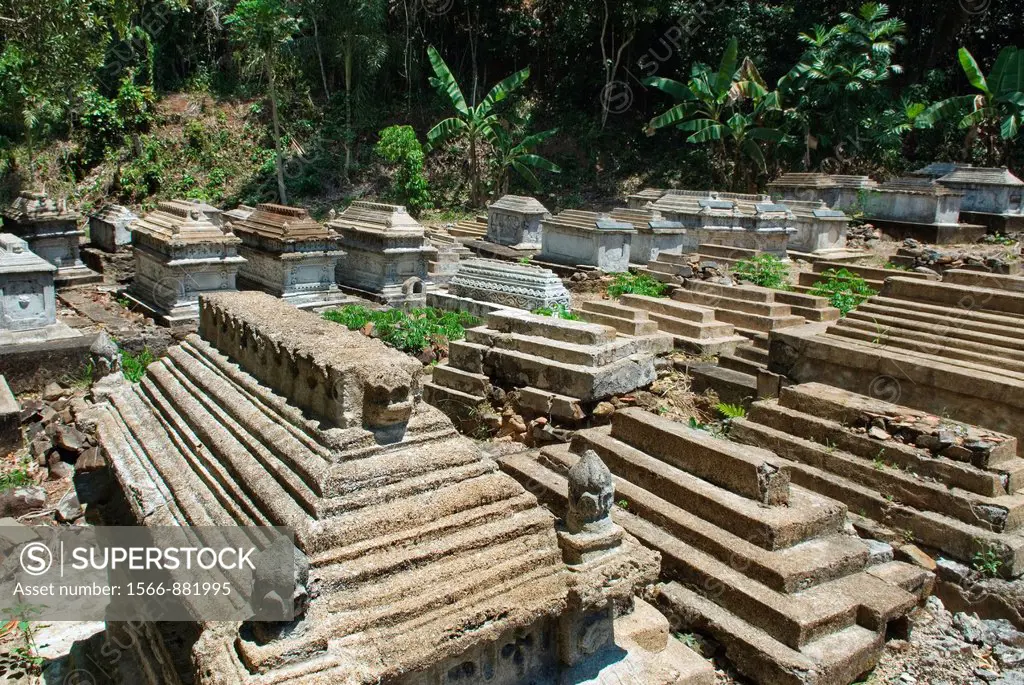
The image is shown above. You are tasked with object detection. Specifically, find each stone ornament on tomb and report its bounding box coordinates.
[1,190,99,286]
[125,199,246,325]
[230,203,348,308]
[88,204,138,252]
[448,258,571,311]
[486,194,551,250]
[0,233,57,332]
[327,200,437,307]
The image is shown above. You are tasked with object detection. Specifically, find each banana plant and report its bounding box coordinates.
[644,37,786,190]
[917,47,1024,165]
[487,125,561,197]
[425,45,530,207]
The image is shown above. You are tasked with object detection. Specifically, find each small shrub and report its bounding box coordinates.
[715,402,747,420]
[518,256,532,265]
[732,254,791,290]
[532,303,579,321]
[323,306,479,355]
[122,348,155,383]
[607,272,667,298]
[375,125,431,215]
[809,268,877,316]
[0,469,32,493]
[973,545,1004,578]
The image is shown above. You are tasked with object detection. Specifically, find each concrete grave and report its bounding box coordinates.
[426,230,472,285]
[768,173,879,211]
[936,166,1024,233]
[442,258,570,313]
[328,201,437,308]
[88,204,138,252]
[651,191,795,257]
[486,195,551,250]
[862,177,986,244]
[0,233,80,346]
[424,309,670,423]
[608,207,694,264]
[539,210,637,272]
[223,204,256,224]
[1,190,100,287]
[731,382,1024,579]
[83,291,712,685]
[498,407,932,685]
[124,199,246,326]
[230,203,349,310]
[782,200,851,255]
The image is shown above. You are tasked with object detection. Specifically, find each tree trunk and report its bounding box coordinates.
[344,38,353,179]
[267,56,288,205]
[469,134,480,207]
[313,14,330,100]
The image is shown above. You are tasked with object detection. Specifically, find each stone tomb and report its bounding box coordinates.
[328,201,437,308]
[230,203,349,310]
[767,173,878,211]
[1,190,100,287]
[88,204,138,252]
[83,292,712,685]
[732,382,1024,578]
[424,309,671,423]
[937,166,1024,233]
[125,200,246,326]
[861,177,986,244]
[539,210,636,273]
[443,258,570,313]
[0,233,80,346]
[768,275,1024,453]
[650,192,795,257]
[782,200,851,255]
[426,230,472,285]
[486,195,550,250]
[608,207,693,264]
[498,407,931,685]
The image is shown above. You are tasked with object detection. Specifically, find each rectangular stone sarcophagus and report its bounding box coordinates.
[125,199,246,325]
[1,190,100,287]
[328,201,437,308]
[539,210,636,272]
[782,200,850,254]
[88,204,138,252]
[0,233,81,346]
[861,177,986,243]
[768,173,878,211]
[609,207,693,263]
[486,195,551,250]
[448,258,570,311]
[936,166,1024,227]
[229,203,348,309]
[651,192,795,257]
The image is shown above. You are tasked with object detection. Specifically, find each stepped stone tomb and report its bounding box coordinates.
[328,201,436,308]
[182,198,225,227]
[539,210,636,272]
[229,203,349,310]
[486,195,550,251]
[861,177,986,244]
[424,309,671,423]
[437,258,570,316]
[782,200,851,256]
[626,188,669,208]
[498,407,932,685]
[650,192,795,257]
[1,190,100,287]
[767,173,878,211]
[448,214,489,241]
[223,203,256,224]
[0,233,81,346]
[82,292,712,685]
[936,166,1024,232]
[731,382,1024,579]
[606,207,692,264]
[768,275,1024,450]
[88,204,138,252]
[124,199,246,326]
[426,230,472,285]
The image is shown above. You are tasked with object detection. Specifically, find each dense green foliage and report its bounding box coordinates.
[532,303,579,321]
[375,125,431,214]
[0,468,32,493]
[732,254,791,290]
[122,348,155,383]
[0,0,1022,209]
[607,272,668,299]
[809,268,878,315]
[323,305,479,355]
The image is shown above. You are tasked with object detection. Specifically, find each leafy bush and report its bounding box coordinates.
[715,402,747,419]
[809,268,878,315]
[0,469,32,493]
[122,348,155,383]
[375,125,431,215]
[532,303,579,320]
[323,306,479,355]
[607,272,667,299]
[732,254,791,290]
